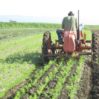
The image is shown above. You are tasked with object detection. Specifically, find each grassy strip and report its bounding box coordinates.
[0,28,55,41]
[0,63,35,98]
[85,25,99,30]
[0,34,42,98]
[66,57,84,99]
[0,22,61,29]
[0,35,42,64]
[82,29,92,40]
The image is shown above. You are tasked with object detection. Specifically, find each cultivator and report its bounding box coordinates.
[41,11,99,63]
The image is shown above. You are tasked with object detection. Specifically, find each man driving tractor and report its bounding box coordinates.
[42,10,95,63]
[56,11,78,53]
[56,11,77,44]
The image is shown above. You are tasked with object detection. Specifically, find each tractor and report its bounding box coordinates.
[41,11,99,63]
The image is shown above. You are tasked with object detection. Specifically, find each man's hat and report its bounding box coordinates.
[68,11,74,16]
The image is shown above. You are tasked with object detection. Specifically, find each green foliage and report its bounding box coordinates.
[0,22,61,29]
[85,25,99,30]
[0,30,48,98]
[82,29,92,40]
[48,58,77,99]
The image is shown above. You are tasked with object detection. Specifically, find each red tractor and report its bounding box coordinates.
[41,11,99,63]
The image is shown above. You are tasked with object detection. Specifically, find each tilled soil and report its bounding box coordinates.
[89,30,99,99]
[89,63,99,99]
[76,61,92,99]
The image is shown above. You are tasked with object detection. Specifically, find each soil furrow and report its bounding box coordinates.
[76,60,92,99]
[89,31,99,99]
[89,63,99,99]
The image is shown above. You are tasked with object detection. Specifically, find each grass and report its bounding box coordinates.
[85,25,99,30]
[0,28,56,41]
[82,28,92,40]
[0,35,40,97]
[0,63,35,97]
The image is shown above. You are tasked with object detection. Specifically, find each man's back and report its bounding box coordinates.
[62,16,77,31]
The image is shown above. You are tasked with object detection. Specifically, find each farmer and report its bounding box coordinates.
[62,11,77,31]
[56,11,77,43]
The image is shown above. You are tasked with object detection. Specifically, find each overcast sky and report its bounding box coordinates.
[0,0,99,24]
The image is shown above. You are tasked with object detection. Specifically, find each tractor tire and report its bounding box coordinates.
[42,31,52,63]
[92,32,99,64]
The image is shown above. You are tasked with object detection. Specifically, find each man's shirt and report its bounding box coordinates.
[62,16,77,32]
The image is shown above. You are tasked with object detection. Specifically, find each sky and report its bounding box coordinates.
[0,0,99,24]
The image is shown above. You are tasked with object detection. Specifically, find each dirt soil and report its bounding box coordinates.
[77,30,99,99]
[76,61,92,99]
[89,63,99,99]
[89,30,99,99]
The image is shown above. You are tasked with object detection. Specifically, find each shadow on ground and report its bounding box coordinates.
[5,52,43,66]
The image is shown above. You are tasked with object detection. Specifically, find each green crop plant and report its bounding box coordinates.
[14,60,59,98]
[31,62,61,98]
[27,60,61,98]
[39,58,76,99]
[66,57,84,99]
[14,61,53,98]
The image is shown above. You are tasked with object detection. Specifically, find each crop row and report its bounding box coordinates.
[13,61,55,99]
[40,58,77,99]
[66,57,84,99]
[13,58,76,99]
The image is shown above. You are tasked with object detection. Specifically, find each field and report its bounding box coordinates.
[0,23,99,99]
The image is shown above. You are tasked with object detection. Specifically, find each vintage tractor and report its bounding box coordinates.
[41,11,99,63]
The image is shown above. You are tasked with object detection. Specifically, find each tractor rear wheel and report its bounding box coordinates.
[42,31,52,63]
[92,32,99,64]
